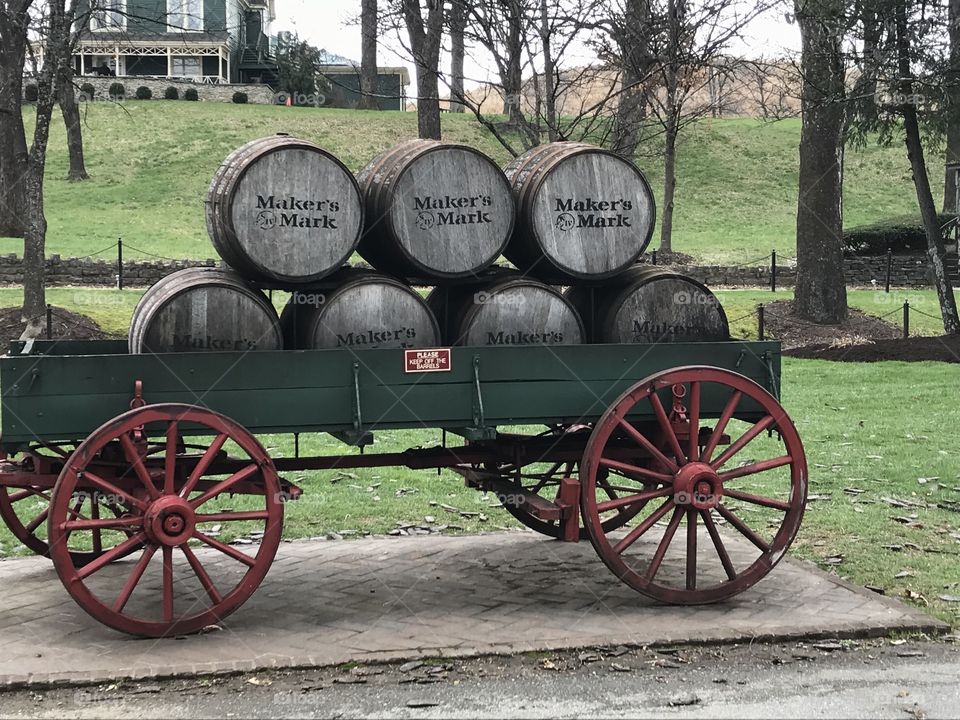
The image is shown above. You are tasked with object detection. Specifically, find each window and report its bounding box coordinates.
[90,0,125,32]
[171,56,202,78]
[168,0,204,32]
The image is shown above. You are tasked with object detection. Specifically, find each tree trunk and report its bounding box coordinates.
[0,6,30,239]
[403,0,444,140]
[501,16,524,124]
[539,0,556,140]
[359,0,379,110]
[896,1,960,335]
[660,112,677,254]
[59,68,88,181]
[792,0,848,324]
[449,0,465,113]
[612,0,650,158]
[944,0,960,212]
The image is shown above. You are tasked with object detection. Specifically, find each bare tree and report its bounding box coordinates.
[359,0,379,110]
[0,1,31,239]
[943,0,960,212]
[793,0,849,324]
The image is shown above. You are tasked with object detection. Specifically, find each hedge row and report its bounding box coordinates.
[843,213,955,255]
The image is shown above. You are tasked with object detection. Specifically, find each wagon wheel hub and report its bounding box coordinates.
[143,495,195,547]
[673,462,722,510]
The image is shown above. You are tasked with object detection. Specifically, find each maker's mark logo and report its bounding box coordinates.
[255,194,341,230]
[412,194,493,228]
[554,198,634,230]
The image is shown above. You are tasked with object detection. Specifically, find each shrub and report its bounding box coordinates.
[24,84,38,102]
[164,86,179,100]
[843,213,955,255]
[108,82,125,99]
[232,91,248,104]
[79,82,96,101]
[184,87,199,101]
[135,85,152,100]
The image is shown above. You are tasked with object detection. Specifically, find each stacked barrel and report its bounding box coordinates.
[129,134,730,354]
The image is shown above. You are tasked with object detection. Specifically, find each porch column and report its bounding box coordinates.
[218,47,223,82]
[114,44,120,76]
[167,47,172,77]
[79,48,85,75]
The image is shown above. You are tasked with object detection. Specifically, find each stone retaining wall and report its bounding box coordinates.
[71,77,276,104]
[0,254,953,289]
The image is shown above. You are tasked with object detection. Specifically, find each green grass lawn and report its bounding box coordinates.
[2,103,932,265]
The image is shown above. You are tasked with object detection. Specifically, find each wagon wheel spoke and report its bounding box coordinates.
[164,422,179,496]
[112,546,157,613]
[722,488,791,512]
[119,433,160,500]
[7,488,36,503]
[75,532,148,581]
[193,530,258,568]
[617,419,679,474]
[24,505,50,535]
[700,509,737,581]
[62,515,142,532]
[181,545,223,605]
[91,498,103,556]
[162,546,175,623]
[195,510,271,522]
[715,504,770,553]
[685,509,698,590]
[612,498,675,555]
[179,432,229,500]
[189,463,260,509]
[648,390,685,465]
[688,382,701,462]
[644,506,684,581]
[596,486,672,514]
[710,415,776,470]
[701,390,741,463]
[599,457,672,484]
[76,470,147,512]
[718,455,793,482]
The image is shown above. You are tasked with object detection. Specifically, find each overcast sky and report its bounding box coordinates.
[272,1,803,86]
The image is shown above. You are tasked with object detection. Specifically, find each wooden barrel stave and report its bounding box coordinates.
[279,270,440,350]
[565,267,729,344]
[129,267,283,354]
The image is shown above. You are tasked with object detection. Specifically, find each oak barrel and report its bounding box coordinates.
[129,267,283,354]
[427,273,584,346]
[356,140,515,279]
[279,270,440,350]
[504,142,656,282]
[565,267,729,344]
[206,135,364,285]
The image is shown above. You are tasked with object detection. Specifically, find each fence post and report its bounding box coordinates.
[652,249,657,266]
[885,247,892,293]
[117,238,123,291]
[45,304,52,340]
[758,304,765,340]
[903,300,910,339]
[770,249,777,293]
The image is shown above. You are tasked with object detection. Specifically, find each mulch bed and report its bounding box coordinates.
[0,306,118,349]
[764,300,960,363]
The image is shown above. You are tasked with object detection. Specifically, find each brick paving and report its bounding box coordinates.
[0,532,945,686]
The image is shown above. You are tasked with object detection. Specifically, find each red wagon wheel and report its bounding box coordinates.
[47,404,284,637]
[580,366,807,604]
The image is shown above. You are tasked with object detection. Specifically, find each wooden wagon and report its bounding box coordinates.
[0,339,806,637]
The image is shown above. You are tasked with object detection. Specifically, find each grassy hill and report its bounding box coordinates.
[4,101,935,264]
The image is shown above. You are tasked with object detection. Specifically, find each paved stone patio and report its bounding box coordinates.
[0,532,946,686]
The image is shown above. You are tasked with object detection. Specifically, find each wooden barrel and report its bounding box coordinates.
[129,267,283,354]
[565,267,729,344]
[279,270,440,350]
[206,135,364,285]
[427,273,584,346]
[504,142,656,282]
[356,140,515,280]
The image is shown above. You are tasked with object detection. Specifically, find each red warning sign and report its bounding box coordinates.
[404,348,452,374]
